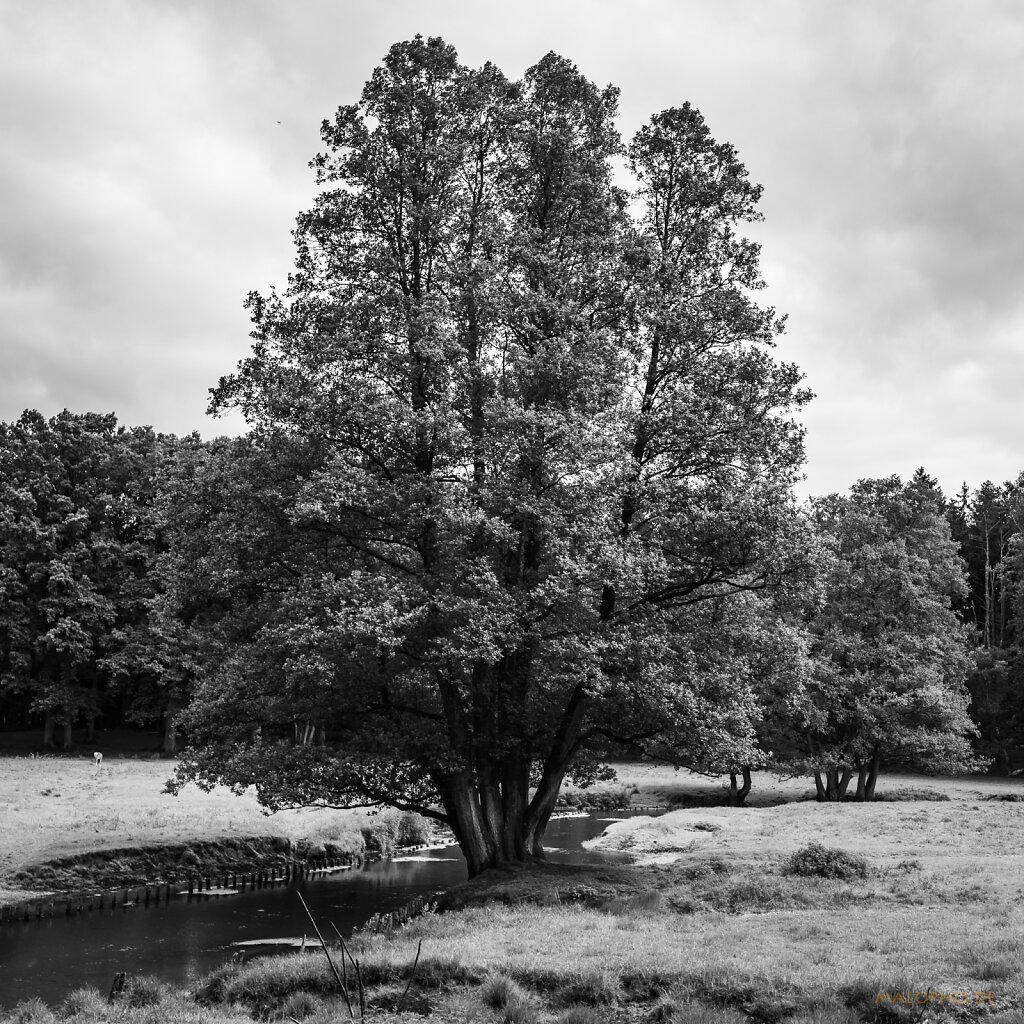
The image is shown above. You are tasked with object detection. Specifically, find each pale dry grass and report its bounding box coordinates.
[602,761,1024,807]
[362,900,1024,1001]
[586,795,1024,895]
[0,756,379,904]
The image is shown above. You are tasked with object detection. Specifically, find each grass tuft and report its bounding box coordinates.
[410,955,481,988]
[502,996,541,1024]
[278,989,322,1019]
[481,974,528,1010]
[122,974,167,1008]
[0,998,57,1024]
[553,970,620,1007]
[56,987,106,1019]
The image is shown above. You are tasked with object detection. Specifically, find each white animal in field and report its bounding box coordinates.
[93,751,103,769]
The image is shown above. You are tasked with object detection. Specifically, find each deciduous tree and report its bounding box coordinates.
[172,37,811,874]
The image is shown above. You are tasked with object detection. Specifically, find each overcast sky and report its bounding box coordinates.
[1,1,1021,497]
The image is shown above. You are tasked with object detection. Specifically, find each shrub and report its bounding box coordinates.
[556,785,633,811]
[179,847,201,868]
[784,843,869,880]
[557,884,606,905]
[361,809,406,854]
[397,812,432,847]
[873,788,950,802]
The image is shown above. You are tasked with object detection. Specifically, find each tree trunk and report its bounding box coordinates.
[523,683,588,858]
[43,710,56,748]
[436,771,499,877]
[86,681,98,741]
[162,700,180,756]
[62,714,73,751]
[863,746,881,800]
[813,771,826,801]
[855,762,867,800]
[817,768,849,802]
[729,767,752,806]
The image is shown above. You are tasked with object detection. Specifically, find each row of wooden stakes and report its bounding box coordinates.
[0,857,353,925]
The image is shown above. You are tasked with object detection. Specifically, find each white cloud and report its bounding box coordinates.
[0,0,1021,496]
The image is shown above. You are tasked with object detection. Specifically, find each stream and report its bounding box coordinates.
[0,811,643,1008]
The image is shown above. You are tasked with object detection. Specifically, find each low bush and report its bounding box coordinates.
[784,843,869,881]
[360,809,433,854]
[556,785,634,811]
[873,788,950,802]
[398,812,433,847]
[678,857,731,881]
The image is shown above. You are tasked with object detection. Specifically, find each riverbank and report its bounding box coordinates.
[3,766,1024,1021]
[0,756,429,907]
[6,792,1024,1023]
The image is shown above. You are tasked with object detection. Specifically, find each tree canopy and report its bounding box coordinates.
[773,473,980,800]
[168,36,813,874]
[0,410,160,747]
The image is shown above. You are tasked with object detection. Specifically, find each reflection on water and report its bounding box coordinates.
[0,811,652,1007]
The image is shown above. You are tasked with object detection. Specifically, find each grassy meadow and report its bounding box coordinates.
[0,755,426,906]
[2,759,1023,1023]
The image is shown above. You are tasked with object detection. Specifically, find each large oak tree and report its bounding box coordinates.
[172,37,811,875]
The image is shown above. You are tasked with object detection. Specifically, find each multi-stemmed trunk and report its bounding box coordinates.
[432,681,588,877]
[813,765,854,801]
[814,748,881,802]
[728,766,753,806]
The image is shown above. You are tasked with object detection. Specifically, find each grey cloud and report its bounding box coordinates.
[0,0,1021,499]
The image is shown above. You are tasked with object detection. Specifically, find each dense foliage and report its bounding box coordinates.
[160,36,816,873]
[1,40,1022,855]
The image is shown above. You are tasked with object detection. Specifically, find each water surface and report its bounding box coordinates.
[0,811,640,1007]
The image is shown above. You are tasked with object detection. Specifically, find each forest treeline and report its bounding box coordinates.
[1,408,1021,782]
